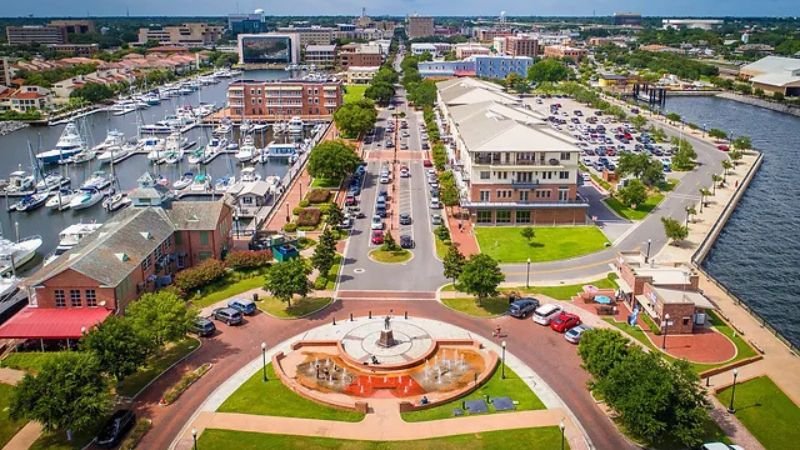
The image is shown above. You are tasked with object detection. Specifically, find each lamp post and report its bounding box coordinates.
[661,313,670,350]
[727,368,739,414]
[261,342,268,382]
[192,428,197,450]
[501,341,507,379]
[525,257,531,288]
[645,239,652,263]
[559,420,565,450]
[285,202,290,223]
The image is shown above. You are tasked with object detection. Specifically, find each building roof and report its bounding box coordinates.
[437,78,519,106]
[236,180,272,197]
[166,201,227,231]
[750,72,800,88]
[0,307,111,339]
[741,56,800,85]
[305,44,337,52]
[651,287,716,310]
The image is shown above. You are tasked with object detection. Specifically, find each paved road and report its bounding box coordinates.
[137,301,634,450]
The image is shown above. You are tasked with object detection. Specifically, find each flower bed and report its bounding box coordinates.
[159,363,213,406]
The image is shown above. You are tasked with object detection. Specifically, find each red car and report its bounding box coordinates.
[371,230,384,245]
[345,195,357,206]
[423,159,433,168]
[717,145,730,152]
[550,312,582,333]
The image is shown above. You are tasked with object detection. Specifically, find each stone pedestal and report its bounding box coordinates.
[377,329,396,348]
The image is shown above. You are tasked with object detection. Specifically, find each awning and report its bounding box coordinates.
[0,307,112,340]
[615,275,634,294]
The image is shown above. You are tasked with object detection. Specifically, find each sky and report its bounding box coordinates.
[3,0,798,18]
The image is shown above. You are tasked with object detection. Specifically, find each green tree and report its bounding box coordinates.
[70,82,115,103]
[364,81,394,105]
[617,179,648,208]
[727,150,742,167]
[11,353,112,439]
[661,217,689,244]
[126,291,194,348]
[711,174,723,194]
[382,230,399,251]
[685,206,697,224]
[333,98,377,138]
[699,188,712,206]
[630,114,647,130]
[81,316,151,381]
[708,128,727,140]
[577,328,631,379]
[617,153,664,186]
[505,72,530,93]
[325,202,345,226]
[407,80,436,108]
[311,229,336,278]
[672,140,697,171]
[458,254,505,305]
[442,244,465,285]
[650,127,667,143]
[520,226,535,243]
[527,58,570,83]
[665,112,681,124]
[264,258,310,306]
[732,136,751,151]
[307,140,362,183]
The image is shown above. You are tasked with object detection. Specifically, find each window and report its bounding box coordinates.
[536,189,552,199]
[142,254,152,271]
[516,210,531,223]
[560,152,571,160]
[199,251,213,261]
[479,190,490,202]
[559,188,570,201]
[155,244,163,261]
[199,231,210,245]
[519,191,529,202]
[496,210,511,223]
[70,289,81,307]
[55,289,66,308]
[559,171,569,180]
[174,232,182,246]
[86,290,97,307]
[542,171,553,180]
[477,210,492,223]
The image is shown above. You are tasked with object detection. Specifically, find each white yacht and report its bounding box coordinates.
[173,172,194,190]
[103,193,131,212]
[189,174,212,192]
[45,189,78,211]
[240,167,261,183]
[69,187,104,210]
[188,137,225,165]
[143,137,167,162]
[82,171,113,190]
[12,193,49,212]
[214,175,236,193]
[213,119,232,136]
[92,130,126,153]
[0,235,43,276]
[36,122,86,164]
[43,223,103,265]
[288,116,305,135]
[97,143,135,164]
[234,135,256,163]
[0,275,20,303]
[34,173,67,192]
[160,132,186,164]
[68,149,96,164]
[5,170,35,193]
[266,141,299,159]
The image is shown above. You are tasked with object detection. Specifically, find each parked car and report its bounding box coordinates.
[400,234,414,249]
[213,307,243,325]
[339,217,353,229]
[550,312,582,333]
[228,298,256,315]
[423,159,433,167]
[371,230,385,245]
[701,444,744,450]
[564,324,592,344]
[508,298,540,318]
[399,212,412,225]
[430,198,441,209]
[371,215,384,230]
[96,409,136,448]
[717,145,730,152]
[190,317,216,337]
[400,167,410,177]
[379,175,390,184]
[376,205,387,218]
[532,304,563,325]
[345,195,357,206]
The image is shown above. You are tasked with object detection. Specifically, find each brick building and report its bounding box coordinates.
[6,25,67,45]
[304,44,337,67]
[138,23,224,48]
[337,43,383,68]
[407,16,434,39]
[49,20,96,35]
[227,78,342,119]
[454,43,490,59]
[504,36,541,58]
[543,45,588,63]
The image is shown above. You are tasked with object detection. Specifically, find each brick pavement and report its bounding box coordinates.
[444,206,479,257]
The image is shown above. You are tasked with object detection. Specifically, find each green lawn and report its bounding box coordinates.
[117,337,200,398]
[434,235,450,259]
[343,84,367,104]
[706,310,758,361]
[190,270,267,309]
[198,427,567,450]
[475,226,609,263]
[0,383,27,448]
[716,376,800,450]
[30,427,98,450]
[605,193,665,221]
[369,249,412,263]
[402,365,545,422]
[0,351,68,373]
[441,297,508,317]
[500,273,618,301]
[325,254,342,290]
[258,296,332,319]
[217,364,364,422]
[310,177,343,188]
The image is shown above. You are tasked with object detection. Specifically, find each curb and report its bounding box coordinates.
[256,297,335,321]
[129,336,203,401]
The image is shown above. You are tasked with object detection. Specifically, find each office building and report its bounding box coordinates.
[137,23,224,48]
[474,28,513,42]
[338,43,383,68]
[544,45,588,63]
[48,43,100,57]
[454,43,490,59]
[662,19,724,30]
[49,19,96,35]
[418,60,476,78]
[473,55,534,79]
[304,44,337,67]
[613,13,642,27]
[410,42,452,57]
[504,36,541,58]
[227,78,342,119]
[0,57,11,87]
[275,26,335,48]
[436,78,588,225]
[238,33,301,66]
[228,10,268,35]
[407,16,434,39]
[6,25,67,45]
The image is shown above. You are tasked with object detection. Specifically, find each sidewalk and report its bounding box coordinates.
[0,368,42,450]
[445,206,479,257]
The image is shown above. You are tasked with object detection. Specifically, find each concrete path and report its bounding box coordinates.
[0,368,25,385]
[1,422,43,450]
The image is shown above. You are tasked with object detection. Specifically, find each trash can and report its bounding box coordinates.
[252,292,259,302]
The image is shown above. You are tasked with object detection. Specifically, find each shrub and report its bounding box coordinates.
[317,202,334,214]
[292,206,304,216]
[283,222,298,232]
[313,275,328,290]
[297,208,322,227]
[225,250,273,270]
[174,258,226,294]
[306,189,331,204]
[298,225,317,231]
[298,199,310,208]
[161,363,212,405]
[436,224,450,241]
[120,418,152,450]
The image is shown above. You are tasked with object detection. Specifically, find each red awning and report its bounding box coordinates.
[0,308,112,340]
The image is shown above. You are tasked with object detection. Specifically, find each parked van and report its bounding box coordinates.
[532,304,563,325]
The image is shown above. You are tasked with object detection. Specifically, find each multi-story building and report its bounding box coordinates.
[662,19,724,30]
[473,55,533,79]
[410,42,452,57]
[436,78,588,225]
[228,10,268,35]
[454,43,490,59]
[275,26,335,48]
[6,25,67,45]
[337,43,383,68]
[407,16,434,39]
[238,33,301,66]
[504,36,541,58]
[137,23,224,48]
[343,66,380,84]
[48,43,100,57]
[0,178,232,343]
[543,45,588,63]
[0,57,10,87]
[49,19,96,35]
[612,13,642,27]
[304,44,337,67]
[418,60,476,78]
[474,28,513,43]
[0,85,52,112]
[227,78,343,119]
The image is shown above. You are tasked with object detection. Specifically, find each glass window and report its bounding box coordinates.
[199,251,213,261]
[70,289,81,307]
[496,210,511,223]
[479,190,490,202]
[516,210,531,223]
[55,289,66,308]
[141,254,152,271]
[86,290,97,307]
[559,171,569,179]
[477,210,492,223]
[199,231,210,245]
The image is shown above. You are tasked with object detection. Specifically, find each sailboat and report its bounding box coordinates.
[160,132,186,164]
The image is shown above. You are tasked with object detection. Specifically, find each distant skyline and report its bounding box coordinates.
[2,1,799,18]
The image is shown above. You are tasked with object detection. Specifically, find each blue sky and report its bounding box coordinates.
[4,1,798,17]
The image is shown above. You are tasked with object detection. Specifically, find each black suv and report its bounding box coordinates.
[191,317,217,337]
[96,409,136,448]
[508,298,540,318]
[400,234,414,249]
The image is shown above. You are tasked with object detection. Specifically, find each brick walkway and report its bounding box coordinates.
[444,206,479,257]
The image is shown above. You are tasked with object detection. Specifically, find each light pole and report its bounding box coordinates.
[645,239,652,264]
[661,313,670,350]
[285,202,290,223]
[526,258,531,288]
[261,342,268,382]
[559,420,565,450]
[501,341,507,379]
[727,368,739,414]
[192,428,197,450]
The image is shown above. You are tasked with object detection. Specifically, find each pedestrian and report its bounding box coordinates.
[493,325,501,338]
[457,222,462,232]
[735,180,739,188]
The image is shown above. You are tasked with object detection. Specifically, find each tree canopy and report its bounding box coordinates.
[126,290,194,347]
[527,58,570,84]
[617,179,648,207]
[617,153,664,186]
[442,245,466,284]
[307,140,362,183]
[458,254,505,303]
[662,217,689,244]
[333,98,377,139]
[264,258,310,305]
[81,315,152,381]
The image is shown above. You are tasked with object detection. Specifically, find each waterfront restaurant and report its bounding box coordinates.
[614,251,717,334]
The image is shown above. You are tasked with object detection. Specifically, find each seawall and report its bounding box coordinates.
[716,92,800,118]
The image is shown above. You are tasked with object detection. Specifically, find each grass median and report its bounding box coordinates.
[441,297,508,317]
[258,296,332,319]
[605,193,664,221]
[475,226,608,263]
[369,248,412,263]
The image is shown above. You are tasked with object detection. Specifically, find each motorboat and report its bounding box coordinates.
[194,103,217,118]
[160,132,186,164]
[35,173,68,191]
[36,122,86,164]
[97,143,135,164]
[239,120,254,134]
[189,138,225,165]
[140,92,161,106]
[214,175,236,192]
[0,275,20,303]
[46,189,78,211]
[266,141,299,159]
[178,86,193,95]
[162,150,183,165]
[103,192,131,212]
[82,171,113,190]
[213,119,233,136]
[139,122,174,134]
[189,174,212,192]
[235,137,256,163]
[0,235,43,275]
[143,137,167,162]
[68,149,96,164]
[12,193,49,212]
[173,172,194,190]
[69,187,104,210]
[92,130,125,153]
[5,170,35,193]
[273,122,288,135]
[239,167,261,183]
[227,141,239,151]
[43,223,103,265]
[252,122,269,132]
[288,116,305,135]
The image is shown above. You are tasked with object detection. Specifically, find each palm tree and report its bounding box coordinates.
[685,206,697,227]
[699,188,712,212]
[711,174,723,194]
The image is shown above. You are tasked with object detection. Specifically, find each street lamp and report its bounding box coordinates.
[559,420,566,450]
[727,368,739,414]
[261,342,268,382]
[661,313,671,350]
[645,239,652,264]
[501,341,507,379]
[285,202,290,223]
[526,258,531,288]
[192,428,198,450]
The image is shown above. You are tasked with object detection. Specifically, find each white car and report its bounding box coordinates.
[370,215,384,230]
[379,175,390,184]
[532,304,562,325]
[564,324,592,344]
[430,198,441,209]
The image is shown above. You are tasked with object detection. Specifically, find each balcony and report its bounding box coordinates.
[510,180,539,188]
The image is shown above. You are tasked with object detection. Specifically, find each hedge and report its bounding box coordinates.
[297,208,322,227]
[174,259,226,295]
[306,189,331,204]
[225,250,273,270]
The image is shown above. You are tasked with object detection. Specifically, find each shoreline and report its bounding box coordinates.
[714,92,800,118]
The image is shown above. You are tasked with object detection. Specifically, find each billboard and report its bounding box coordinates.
[241,36,293,64]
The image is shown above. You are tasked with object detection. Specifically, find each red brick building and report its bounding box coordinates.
[337,43,383,69]
[228,78,343,119]
[505,36,541,58]
[543,45,588,63]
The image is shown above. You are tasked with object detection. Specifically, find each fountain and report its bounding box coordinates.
[377,314,396,347]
